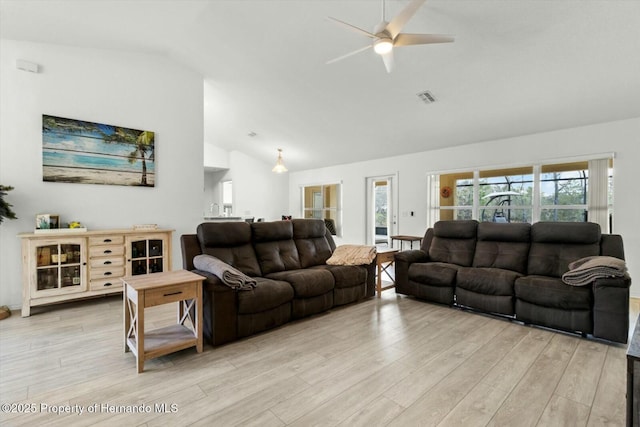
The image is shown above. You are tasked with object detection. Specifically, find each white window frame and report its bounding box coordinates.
[300,182,342,236]
[427,153,614,232]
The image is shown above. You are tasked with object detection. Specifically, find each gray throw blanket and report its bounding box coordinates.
[193,254,257,291]
[562,256,627,286]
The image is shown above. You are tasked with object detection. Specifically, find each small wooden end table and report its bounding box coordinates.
[390,235,423,250]
[376,249,399,297]
[123,270,204,373]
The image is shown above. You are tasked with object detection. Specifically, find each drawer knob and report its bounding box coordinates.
[164,291,183,297]
[104,261,112,265]
[104,283,113,287]
[104,250,112,254]
[104,239,112,243]
[104,272,112,276]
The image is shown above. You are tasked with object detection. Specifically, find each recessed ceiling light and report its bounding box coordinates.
[247,131,257,137]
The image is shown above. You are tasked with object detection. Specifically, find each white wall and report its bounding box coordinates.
[202,148,289,221]
[289,118,640,297]
[0,40,204,309]
[204,142,229,170]
[226,151,289,222]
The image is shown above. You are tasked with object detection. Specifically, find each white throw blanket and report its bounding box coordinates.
[561,255,627,286]
[193,254,257,290]
[326,245,377,266]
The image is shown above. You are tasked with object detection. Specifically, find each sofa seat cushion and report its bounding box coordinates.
[408,262,460,287]
[515,275,592,310]
[457,267,521,296]
[237,278,294,314]
[266,269,334,298]
[311,264,367,289]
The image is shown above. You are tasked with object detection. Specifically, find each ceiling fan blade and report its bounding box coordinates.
[328,17,376,39]
[326,45,372,65]
[394,33,454,46]
[385,0,426,39]
[381,50,395,73]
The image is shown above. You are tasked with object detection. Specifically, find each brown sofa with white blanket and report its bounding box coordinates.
[181,219,376,346]
[395,221,632,343]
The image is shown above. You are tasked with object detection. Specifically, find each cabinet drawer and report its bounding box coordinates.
[90,277,123,291]
[89,245,125,258]
[89,256,124,268]
[89,235,125,246]
[144,282,197,308]
[90,266,125,280]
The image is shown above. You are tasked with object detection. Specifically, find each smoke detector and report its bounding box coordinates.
[417,91,436,104]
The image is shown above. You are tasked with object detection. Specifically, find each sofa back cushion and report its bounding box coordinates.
[252,221,302,274]
[428,220,478,267]
[197,222,262,276]
[527,222,601,277]
[292,219,333,268]
[473,222,531,274]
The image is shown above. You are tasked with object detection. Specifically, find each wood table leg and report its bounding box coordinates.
[124,284,130,353]
[136,291,145,374]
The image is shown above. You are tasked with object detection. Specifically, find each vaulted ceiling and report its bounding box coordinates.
[2,0,639,171]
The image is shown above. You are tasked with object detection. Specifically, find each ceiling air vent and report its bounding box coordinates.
[417,90,436,104]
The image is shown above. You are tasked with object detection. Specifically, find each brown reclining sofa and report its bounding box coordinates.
[395,220,631,343]
[181,219,375,346]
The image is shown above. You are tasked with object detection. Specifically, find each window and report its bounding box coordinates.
[438,171,473,221]
[429,157,613,232]
[301,183,341,235]
[478,167,533,224]
[221,180,233,216]
[540,162,588,222]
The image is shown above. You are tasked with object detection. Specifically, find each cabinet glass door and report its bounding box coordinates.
[35,242,83,292]
[148,239,164,273]
[130,238,165,276]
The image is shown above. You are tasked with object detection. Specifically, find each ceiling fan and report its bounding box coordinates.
[327,0,454,73]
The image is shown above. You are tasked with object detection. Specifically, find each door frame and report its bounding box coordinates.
[365,174,398,246]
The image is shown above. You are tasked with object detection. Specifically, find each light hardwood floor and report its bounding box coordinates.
[0,293,637,426]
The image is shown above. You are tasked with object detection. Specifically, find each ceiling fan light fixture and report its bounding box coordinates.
[373,38,393,55]
[272,148,288,173]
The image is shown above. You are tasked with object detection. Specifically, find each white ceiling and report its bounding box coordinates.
[2,0,639,171]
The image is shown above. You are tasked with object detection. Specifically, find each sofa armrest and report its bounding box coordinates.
[364,260,376,297]
[395,250,429,264]
[194,269,239,346]
[592,274,631,343]
[394,250,429,294]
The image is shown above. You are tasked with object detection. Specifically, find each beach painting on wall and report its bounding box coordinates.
[42,115,155,187]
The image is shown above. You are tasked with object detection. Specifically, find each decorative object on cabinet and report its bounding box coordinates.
[35,213,59,230]
[42,115,155,187]
[133,224,158,230]
[35,214,87,233]
[19,228,173,316]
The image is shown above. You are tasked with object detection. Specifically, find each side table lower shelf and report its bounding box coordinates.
[127,324,199,361]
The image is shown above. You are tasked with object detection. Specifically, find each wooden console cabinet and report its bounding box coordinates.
[19,228,173,316]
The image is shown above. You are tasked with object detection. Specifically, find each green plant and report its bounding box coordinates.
[0,185,17,224]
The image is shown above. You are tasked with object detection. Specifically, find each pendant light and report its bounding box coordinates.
[272,148,288,173]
